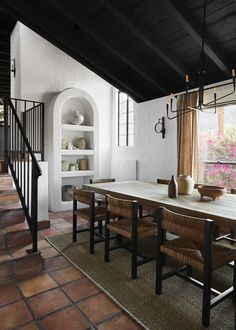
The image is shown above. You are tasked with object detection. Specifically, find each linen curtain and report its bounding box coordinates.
[177,93,199,182]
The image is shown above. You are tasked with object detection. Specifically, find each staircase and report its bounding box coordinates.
[0,170,50,285]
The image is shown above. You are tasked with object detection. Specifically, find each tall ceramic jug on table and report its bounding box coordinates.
[176,175,194,195]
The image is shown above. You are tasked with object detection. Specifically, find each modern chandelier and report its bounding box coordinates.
[166,0,236,120]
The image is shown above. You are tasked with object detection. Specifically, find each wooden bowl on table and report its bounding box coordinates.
[197,185,226,201]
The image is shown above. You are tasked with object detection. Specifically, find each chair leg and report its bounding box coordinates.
[202,266,212,327]
[131,234,137,279]
[156,252,164,294]
[72,206,77,242]
[90,219,95,254]
[105,226,110,262]
[98,221,103,235]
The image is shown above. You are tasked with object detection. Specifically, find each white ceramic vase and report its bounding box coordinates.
[176,175,194,195]
[70,110,84,125]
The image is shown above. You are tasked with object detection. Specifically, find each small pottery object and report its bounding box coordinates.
[168,175,178,198]
[80,159,88,170]
[77,137,86,150]
[70,110,84,125]
[61,139,67,150]
[197,185,226,201]
[61,160,69,171]
[70,164,76,171]
[176,175,194,195]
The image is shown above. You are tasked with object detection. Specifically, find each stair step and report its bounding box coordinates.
[0,204,25,228]
[0,174,13,188]
[0,219,51,249]
[0,250,44,285]
[0,189,19,205]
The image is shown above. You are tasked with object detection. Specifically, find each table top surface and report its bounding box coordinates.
[84,180,236,228]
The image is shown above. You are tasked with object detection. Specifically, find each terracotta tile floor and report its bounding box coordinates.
[0,210,144,329]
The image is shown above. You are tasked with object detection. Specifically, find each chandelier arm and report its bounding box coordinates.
[202,81,236,107]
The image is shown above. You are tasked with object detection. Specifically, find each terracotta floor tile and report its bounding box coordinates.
[52,222,72,233]
[78,292,121,324]
[28,288,71,318]
[0,282,22,306]
[0,300,32,329]
[40,247,60,259]
[45,255,71,272]
[0,249,12,263]
[18,321,39,330]
[50,265,83,285]
[38,239,52,250]
[62,278,100,302]
[97,312,144,330]
[38,228,61,239]
[19,273,57,297]
[50,218,66,224]
[40,306,90,330]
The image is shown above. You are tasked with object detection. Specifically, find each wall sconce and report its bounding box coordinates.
[154,116,166,138]
[11,59,16,77]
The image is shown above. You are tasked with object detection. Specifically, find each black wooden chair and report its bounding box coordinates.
[104,194,157,279]
[73,187,106,253]
[155,206,236,327]
[89,178,115,205]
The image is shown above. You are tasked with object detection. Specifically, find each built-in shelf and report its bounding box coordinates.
[61,124,94,132]
[61,150,94,155]
[48,88,96,211]
[61,170,94,177]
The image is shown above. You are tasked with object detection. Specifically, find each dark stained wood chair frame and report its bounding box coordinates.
[104,194,156,279]
[73,188,106,254]
[155,207,236,327]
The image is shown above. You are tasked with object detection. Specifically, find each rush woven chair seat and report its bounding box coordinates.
[155,207,236,327]
[105,194,157,279]
[73,187,106,254]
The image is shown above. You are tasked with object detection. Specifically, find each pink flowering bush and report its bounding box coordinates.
[199,128,236,190]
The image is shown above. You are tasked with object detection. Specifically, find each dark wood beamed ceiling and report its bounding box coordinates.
[48,0,168,95]
[0,0,235,102]
[98,0,190,81]
[158,0,230,77]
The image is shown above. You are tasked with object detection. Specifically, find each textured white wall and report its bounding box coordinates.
[10,23,113,178]
[111,95,177,182]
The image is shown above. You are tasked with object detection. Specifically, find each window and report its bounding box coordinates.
[198,105,236,190]
[117,91,134,146]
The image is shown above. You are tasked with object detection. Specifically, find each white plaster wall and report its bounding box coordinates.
[10,23,113,178]
[111,94,177,182]
[10,22,22,103]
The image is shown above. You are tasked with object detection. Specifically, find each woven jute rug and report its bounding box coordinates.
[47,232,235,330]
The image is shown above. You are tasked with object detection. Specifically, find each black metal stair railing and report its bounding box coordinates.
[4,97,42,252]
[10,98,44,161]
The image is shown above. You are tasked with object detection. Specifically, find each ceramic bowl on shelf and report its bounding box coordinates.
[197,185,226,201]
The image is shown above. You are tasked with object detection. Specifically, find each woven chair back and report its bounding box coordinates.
[74,187,94,205]
[106,194,138,218]
[161,207,210,243]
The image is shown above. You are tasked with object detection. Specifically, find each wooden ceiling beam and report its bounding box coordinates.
[98,0,190,80]
[159,0,230,77]
[48,0,168,94]
[1,0,147,102]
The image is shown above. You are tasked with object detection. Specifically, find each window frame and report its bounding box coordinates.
[117,91,134,147]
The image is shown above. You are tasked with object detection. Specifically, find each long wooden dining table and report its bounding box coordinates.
[83,180,236,229]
